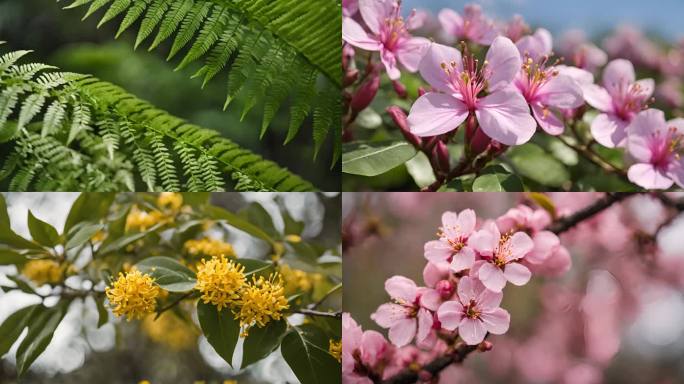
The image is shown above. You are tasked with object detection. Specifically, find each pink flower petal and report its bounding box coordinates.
[457,276,479,302]
[385,275,418,302]
[408,93,469,137]
[451,247,476,272]
[485,36,522,93]
[527,231,560,264]
[420,289,443,311]
[342,17,382,51]
[424,240,454,263]
[476,287,503,310]
[532,103,565,136]
[437,300,464,330]
[441,211,460,230]
[423,261,449,287]
[468,228,497,256]
[504,263,532,286]
[669,118,684,135]
[397,37,430,73]
[361,330,388,367]
[628,163,674,190]
[515,28,553,61]
[418,43,463,93]
[381,49,401,80]
[537,75,584,109]
[371,303,410,328]
[358,0,391,34]
[668,161,684,189]
[478,263,507,292]
[458,318,487,345]
[438,8,464,38]
[602,59,636,95]
[388,318,416,347]
[627,109,666,162]
[457,209,477,234]
[635,78,655,99]
[508,232,534,260]
[582,84,614,113]
[416,308,434,343]
[480,308,511,335]
[590,113,629,148]
[556,65,594,85]
[476,89,537,146]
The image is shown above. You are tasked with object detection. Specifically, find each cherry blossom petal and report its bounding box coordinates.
[635,78,655,99]
[457,276,479,302]
[437,301,464,330]
[381,49,401,80]
[476,89,537,146]
[582,84,614,113]
[527,231,560,264]
[556,65,594,85]
[416,308,434,343]
[458,318,487,345]
[408,93,469,137]
[371,303,410,328]
[342,17,382,51]
[418,43,463,93]
[424,240,454,263]
[420,289,442,311]
[508,232,534,260]
[480,308,511,334]
[532,103,565,136]
[602,59,636,95]
[451,247,476,272]
[441,211,460,230]
[590,113,629,148]
[476,288,503,310]
[388,318,417,347]
[361,330,388,367]
[385,275,418,302]
[669,118,684,135]
[478,263,507,292]
[516,28,553,61]
[457,209,477,234]
[423,261,449,287]
[537,75,584,109]
[468,229,497,256]
[628,163,674,190]
[358,0,392,34]
[486,37,522,93]
[668,161,684,189]
[504,263,532,286]
[397,37,430,73]
[627,109,666,162]
[438,8,464,38]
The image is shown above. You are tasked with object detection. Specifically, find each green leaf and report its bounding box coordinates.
[96,297,109,328]
[405,151,437,189]
[0,305,38,357]
[16,302,69,376]
[472,166,524,192]
[197,301,240,368]
[204,205,274,244]
[528,193,557,219]
[241,203,278,238]
[342,141,417,177]
[0,249,27,265]
[27,210,61,247]
[99,205,131,250]
[236,258,274,278]
[64,193,115,234]
[7,275,37,294]
[0,231,43,251]
[508,143,569,187]
[241,319,287,368]
[97,223,163,255]
[0,193,10,230]
[135,256,197,292]
[65,223,104,250]
[280,206,304,236]
[281,325,341,384]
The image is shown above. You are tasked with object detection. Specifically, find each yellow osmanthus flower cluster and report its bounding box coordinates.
[157,192,183,212]
[195,255,246,311]
[234,274,289,334]
[125,205,166,232]
[90,230,107,243]
[22,259,64,285]
[105,270,160,321]
[142,312,197,350]
[185,238,236,258]
[279,264,313,296]
[329,339,341,362]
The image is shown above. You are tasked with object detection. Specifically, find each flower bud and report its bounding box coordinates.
[344,68,359,87]
[392,80,407,98]
[435,141,450,173]
[478,340,494,352]
[350,71,380,113]
[387,106,422,147]
[470,127,492,156]
[435,280,455,299]
[417,87,427,97]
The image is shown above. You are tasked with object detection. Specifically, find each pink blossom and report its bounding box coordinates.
[495,204,560,265]
[342,0,358,17]
[407,37,537,145]
[502,14,531,43]
[468,221,534,292]
[558,29,608,73]
[342,0,429,80]
[438,4,498,46]
[420,261,456,311]
[513,29,584,135]
[371,276,433,347]
[626,109,684,189]
[342,313,392,384]
[583,59,654,148]
[437,276,510,345]
[423,209,477,272]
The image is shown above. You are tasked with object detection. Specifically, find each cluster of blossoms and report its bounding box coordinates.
[343,0,684,190]
[184,237,236,258]
[279,263,321,296]
[141,311,198,350]
[105,270,161,321]
[21,259,67,286]
[125,193,186,232]
[343,204,571,383]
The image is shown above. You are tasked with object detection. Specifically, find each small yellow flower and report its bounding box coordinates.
[22,259,64,285]
[329,339,341,362]
[157,192,183,212]
[142,312,197,350]
[91,230,107,243]
[105,270,160,321]
[279,264,313,295]
[126,205,165,232]
[234,273,289,335]
[284,234,302,243]
[184,238,236,258]
[195,255,246,311]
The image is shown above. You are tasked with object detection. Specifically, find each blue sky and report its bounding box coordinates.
[403,0,684,41]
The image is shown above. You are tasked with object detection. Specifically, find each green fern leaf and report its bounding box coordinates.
[17,92,47,130]
[42,100,67,137]
[98,0,132,28]
[115,0,150,38]
[148,0,193,51]
[134,0,169,50]
[167,2,212,60]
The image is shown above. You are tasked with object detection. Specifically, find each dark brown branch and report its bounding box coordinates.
[546,193,634,234]
[379,343,478,384]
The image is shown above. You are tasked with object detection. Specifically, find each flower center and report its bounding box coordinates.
[517,55,559,102]
[380,5,407,51]
[613,82,650,121]
[438,224,467,252]
[440,44,490,110]
[464,299,481,319]
[650,126,683,168]
[493,233,513,267]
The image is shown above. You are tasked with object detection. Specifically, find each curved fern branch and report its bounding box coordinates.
[0,44,316,191]
[59,0,342,164]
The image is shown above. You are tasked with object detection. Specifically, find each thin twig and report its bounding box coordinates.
[379,343,478,384]
[155,291,196,319]
[546,193,634,234]
[308,283,342,310]
[293,308,342,318]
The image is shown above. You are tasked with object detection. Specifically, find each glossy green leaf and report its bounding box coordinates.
[508,143,569,187]
[64,193,115,234]
[27,210,61,247]
[204,205,274,244]
[97,223,163,255]
[135,256,197,292]
[241,319,287,368]
[472,166,524,192]
[0,249,27,265]
[241,203,278,238]
[342,141,417,177]
[65,223,104,250]
[96,297,109,328]
[0,305,38,357]
[197,301,240,368]
[236,258,274,278]
[281,324,341,384]
[16,302,69,376]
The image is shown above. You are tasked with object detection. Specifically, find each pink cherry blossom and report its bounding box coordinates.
[420,261,456,311]
[437,276,510,345]
[558,29,608,73]
[343,313,392,384]
[407,37,537,145]
[468,221,534,292]
[342,0,358,17]
[342,0,429,80]
[438,4,498,46]
[424,209,477,272]
[582,59,654,148]
[502,14,531,43]
[513,29,584,135]
[371,276,433,347]
[495,204,561,265]
[626,109,684,189]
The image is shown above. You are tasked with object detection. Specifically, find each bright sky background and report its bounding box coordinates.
[404,0,684,41]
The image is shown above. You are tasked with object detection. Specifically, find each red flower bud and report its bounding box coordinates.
[435,141,450,173]
[418,87,427,97]
[350,71,380,113]
[387,106,422,148]
[392,80,407,99]
[344,69,359,87]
